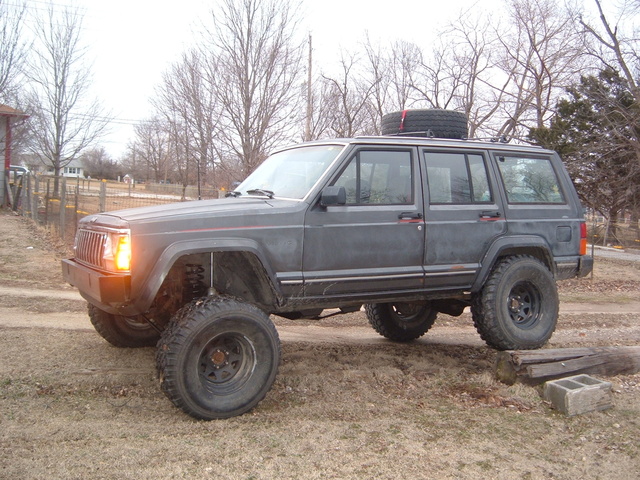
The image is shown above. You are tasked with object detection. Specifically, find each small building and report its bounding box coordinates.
[45,158,85,178]
[1,104,30,207]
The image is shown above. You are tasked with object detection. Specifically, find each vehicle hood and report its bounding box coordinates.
[79,197,306,232]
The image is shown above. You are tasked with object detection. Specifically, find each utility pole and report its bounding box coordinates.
[305,34,312,142]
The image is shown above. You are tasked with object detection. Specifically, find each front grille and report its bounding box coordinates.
[75,229,107,268]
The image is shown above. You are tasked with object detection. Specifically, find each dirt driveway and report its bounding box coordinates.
[1,212,639,479]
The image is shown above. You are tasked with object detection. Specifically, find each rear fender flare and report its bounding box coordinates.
[472,236,554,293]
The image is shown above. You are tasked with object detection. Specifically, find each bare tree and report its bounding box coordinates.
[362,36,392,134]
[132,118,172,184]
[81,146,121,180]
[443,9,507,138]
[154,49,220,197]
[25,3,108,195]
[0,0,28,103]
[411,40,463,110]
[388,41,423,111]
[202,0,303,176]
[580,0,640,100]
[322,52,378,137]
[493,0,585,138]
[301,70,335,141]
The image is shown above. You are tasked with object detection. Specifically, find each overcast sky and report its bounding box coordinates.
[27,0,492,157]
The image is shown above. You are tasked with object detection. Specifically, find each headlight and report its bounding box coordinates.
[103,230,131,272]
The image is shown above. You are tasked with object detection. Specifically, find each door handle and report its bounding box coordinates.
[479,211,501,219]
[398,212,423,220]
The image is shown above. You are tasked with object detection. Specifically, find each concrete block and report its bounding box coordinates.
[543,374,612,416]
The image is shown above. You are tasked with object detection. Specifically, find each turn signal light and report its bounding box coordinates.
[114,235,131,271]
[103,230,132,272]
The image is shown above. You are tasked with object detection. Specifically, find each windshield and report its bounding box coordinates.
[235,144,345,200]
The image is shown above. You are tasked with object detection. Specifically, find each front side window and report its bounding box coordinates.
[497,156,565,204]
[332,150,413,205]
[424,151,492,204]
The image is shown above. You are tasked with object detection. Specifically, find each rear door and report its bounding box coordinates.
[421,148,507,289]
[302,147,425,297]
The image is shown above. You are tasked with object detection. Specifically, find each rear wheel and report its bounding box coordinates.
[472,255,558,350]
[88,304,160,348]
[156,297,280,420]
[365,302,437,342]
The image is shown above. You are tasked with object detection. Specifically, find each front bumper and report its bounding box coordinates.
[61,258,131,307]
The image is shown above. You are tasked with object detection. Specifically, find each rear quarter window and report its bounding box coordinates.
[496,156,566,204]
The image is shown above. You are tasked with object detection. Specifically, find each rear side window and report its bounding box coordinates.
[424,151,492,204]
[497,156,565,204]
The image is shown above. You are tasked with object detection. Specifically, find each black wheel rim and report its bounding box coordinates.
[507,281,542,329]
[391,303,429,328]
[198,333,256,394]
[120,315,153,331]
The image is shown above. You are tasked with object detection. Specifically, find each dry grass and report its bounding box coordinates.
[1,212,639,479]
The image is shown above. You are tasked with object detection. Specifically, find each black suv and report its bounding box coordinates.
[62,110,592,419]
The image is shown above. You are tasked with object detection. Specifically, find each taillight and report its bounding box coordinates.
[579,222,587,256]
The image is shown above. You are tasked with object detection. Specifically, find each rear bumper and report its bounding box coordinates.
[61,258,131,307]
[555,254,594,280]
[577,254,594,278]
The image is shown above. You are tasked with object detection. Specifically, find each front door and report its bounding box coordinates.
[303,147,425,298]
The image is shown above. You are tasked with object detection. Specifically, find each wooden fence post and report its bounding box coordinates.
[99,180,106,213]
[59,177,66,240]
[44,179,50,226]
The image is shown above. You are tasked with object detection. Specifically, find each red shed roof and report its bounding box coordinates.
[0,104,28,117]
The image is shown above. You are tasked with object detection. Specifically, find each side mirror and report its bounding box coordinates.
[320,186,346,207]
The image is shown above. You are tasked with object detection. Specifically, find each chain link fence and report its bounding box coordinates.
[8,173,223,247]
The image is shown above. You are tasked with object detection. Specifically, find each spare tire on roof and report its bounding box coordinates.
[381,109,468,139]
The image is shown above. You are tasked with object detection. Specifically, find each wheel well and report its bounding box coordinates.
[150,251,278,321]
[494,248,553,273]
[472,247,554,294]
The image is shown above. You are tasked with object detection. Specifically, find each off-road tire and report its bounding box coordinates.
[471,255,558,350]
[88,304,160,348]
[365,302,437,342]
[156,297,280,420]
[381,109,468,139]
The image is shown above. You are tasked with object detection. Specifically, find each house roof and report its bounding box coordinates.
[0,104,29,117]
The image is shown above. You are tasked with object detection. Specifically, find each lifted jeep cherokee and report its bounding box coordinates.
[62,112,592,419]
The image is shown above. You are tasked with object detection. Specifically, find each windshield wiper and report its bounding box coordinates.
[225,190,242,197]
[246,189,275,198]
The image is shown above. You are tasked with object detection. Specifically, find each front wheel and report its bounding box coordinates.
[88,304,160,348]
[156,297,280,420]
[365,302,437,342]
[472,255,558,350]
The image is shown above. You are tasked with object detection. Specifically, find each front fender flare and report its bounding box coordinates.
[131,238,282,314]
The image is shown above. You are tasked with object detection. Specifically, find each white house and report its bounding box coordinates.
[46,158,85,178]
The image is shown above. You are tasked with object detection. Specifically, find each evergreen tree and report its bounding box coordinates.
[530,68,640,240]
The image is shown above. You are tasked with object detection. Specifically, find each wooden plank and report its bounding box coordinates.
[496,346,640,385]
